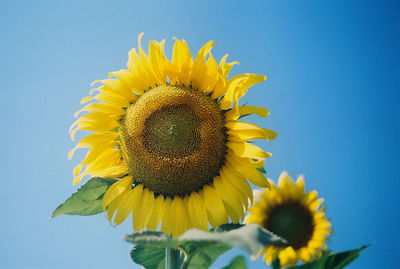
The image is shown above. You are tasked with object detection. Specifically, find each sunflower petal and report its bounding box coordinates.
[227,141,271,159]
[187,192,208,231]
[161,197,173,235]
[200,185,228,228]
[114,185,143,225]
[219,74,266,110]
[132,187,155,231]
[102,176,133,210]
[146,195,166,230]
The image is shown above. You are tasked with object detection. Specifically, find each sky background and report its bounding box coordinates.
[1,0,399,268]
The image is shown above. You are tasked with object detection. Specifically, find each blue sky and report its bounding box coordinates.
[0,0,399,268]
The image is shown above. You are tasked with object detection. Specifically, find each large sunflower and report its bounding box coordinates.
[69,33,276,236]
[245,172,332,266]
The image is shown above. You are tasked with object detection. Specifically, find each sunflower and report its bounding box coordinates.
[69,33,276,236]
[245,172,331,266]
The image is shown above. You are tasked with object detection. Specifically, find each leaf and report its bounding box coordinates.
[181,242,231,269]
[125,224,284,255]
[288,245,369,269]
[221,255,247,269]
[130,245,165,269]
[51,177,117,218]
[125,224,285,269]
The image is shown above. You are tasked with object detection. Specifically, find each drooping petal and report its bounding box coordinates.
[132,187,155,232]
[102,175,133,210]
[161,197,173,235]
[146,195,166,230]
[227,141,271,159]
[238,106,270,118]
[219,74,266,110]
[187,191,208,231]
[200,185,229,228]
[170,196,188,236]
[213,176,244,222]
[114,185,143,225]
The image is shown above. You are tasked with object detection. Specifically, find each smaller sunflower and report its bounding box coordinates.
[245,172,332,266]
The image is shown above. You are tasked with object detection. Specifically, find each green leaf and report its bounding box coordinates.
[130,245,165,269]
[125,224,285,269]
[288,245,369,269]
[181,242,231,269]
[221,255,247,269]
[51,177,117,218]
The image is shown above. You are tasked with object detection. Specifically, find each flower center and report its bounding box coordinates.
[120,85,227,197]
[264,202,314,249]
[142,104,202,158]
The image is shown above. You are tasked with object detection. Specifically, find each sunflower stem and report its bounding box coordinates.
[165,247,181,269]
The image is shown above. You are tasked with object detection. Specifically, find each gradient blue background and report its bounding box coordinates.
[1,0,398,268]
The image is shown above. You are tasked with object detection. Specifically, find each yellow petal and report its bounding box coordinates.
[68,132,119,159]
[74,103,125,118]
[224,101,240,121]
[102,176,133,210]
[219,74,266,110]
[213,176,244,223]
[187,192,208,231]
[220,164,253,209]
[146,195,166,230]
[132,187,155,231]
[80,96,93,104]
[170,38,193,86]
[299,248,312,263]
[238,106,270,118]
[161,197,173,235]
[302,190,318,206]
[170,197,188,236]
[191,41,216,91]
[232,165,269,188]
[264,246,280,265]
[200,185,229,228]
[228,128,277,142]
[149,39,170,85]
[101,165,128,179]
[294,175,305,197]
[227,141,271,159]
[219,54,238,80]
[278,246,298,266]
[107,190,129,224]
[114,185,143,225]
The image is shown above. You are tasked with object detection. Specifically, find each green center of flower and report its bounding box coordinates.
[120,85,227,197]
[264,202,314,249]
[142,104,202,158]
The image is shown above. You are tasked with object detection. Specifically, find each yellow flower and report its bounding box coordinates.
[246,172,332,266]
[69,33,276,236]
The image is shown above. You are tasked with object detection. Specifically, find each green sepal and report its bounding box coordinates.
[256,166,267,174]
[125,223,285,269]
[51,177,117,218]
[272,258,281,269]
[287,245,370,269]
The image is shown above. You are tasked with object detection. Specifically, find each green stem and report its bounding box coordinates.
[165,247,181,269]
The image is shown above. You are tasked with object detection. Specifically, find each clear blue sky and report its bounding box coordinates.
[1,0,398,268]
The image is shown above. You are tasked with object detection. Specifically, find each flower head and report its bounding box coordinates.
[70,33,276,236]
[246,172,332,266]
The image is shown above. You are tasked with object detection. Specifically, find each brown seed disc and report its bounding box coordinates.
[263,201,315,249]
[120,85,227,197]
